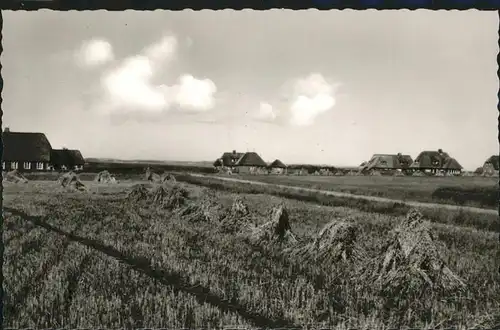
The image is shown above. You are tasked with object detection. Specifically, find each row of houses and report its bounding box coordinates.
[358,149,464,174]
[2,128,497,176]
[2,128,85,172]
[214,149,499,176]
[213,150,342,175]
[360,152,499,176]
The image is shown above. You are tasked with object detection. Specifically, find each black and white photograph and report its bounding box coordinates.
[2,9,499,329]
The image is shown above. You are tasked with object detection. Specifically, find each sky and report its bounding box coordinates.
[2,10,498,169]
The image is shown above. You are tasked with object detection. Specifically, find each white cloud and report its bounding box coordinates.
[143,35,178,63]
[102,56,168,112]
[172,75,217,112]
[255,102,277,121]
[76,38,114,68]
[96,34,217,115]
[288,73,338,127]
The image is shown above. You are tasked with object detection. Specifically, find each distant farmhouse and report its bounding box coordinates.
[268,159,287,174]
[2,127,85,172]
[409,149,463,174]
[214,150,245,169]
[475,155,499,176]
[51,149,86,171]
[359,153,413,174]
[214,150,268,174]
[235,152,268,174]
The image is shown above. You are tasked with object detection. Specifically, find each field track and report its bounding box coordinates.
[189,174,499,215]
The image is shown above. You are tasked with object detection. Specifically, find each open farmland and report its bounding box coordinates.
[3,178,500,329]
[224,173,499,210]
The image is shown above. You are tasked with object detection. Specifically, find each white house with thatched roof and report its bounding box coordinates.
[234,152,268,174]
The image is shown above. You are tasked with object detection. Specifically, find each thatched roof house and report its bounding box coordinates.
[235,152,267,167]
[268,159,287,174]
[410,149,462,173]
[360,153,413,172]
[51,148,85,170]
[214,150,245,167]
[475,155,499,175]
[269,159,287,169]
[2,128,53,171]
[483,155,499,170]
[442,157,463,170]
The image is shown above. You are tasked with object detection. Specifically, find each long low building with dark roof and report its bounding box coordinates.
[2,128,53,171]
[2,127,86,172]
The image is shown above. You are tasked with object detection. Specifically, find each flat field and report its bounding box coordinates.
[227,174,499,210]
[3,179,500,329]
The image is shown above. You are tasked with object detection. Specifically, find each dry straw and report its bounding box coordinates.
[3,169,29,184]
[94,170,117,184]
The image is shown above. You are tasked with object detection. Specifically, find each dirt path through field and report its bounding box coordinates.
[190,174,499,215]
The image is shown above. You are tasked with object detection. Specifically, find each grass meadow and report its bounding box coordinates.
[224,173,499,210]
[3,175,500,329]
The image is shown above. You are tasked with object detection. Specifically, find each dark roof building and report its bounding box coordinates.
[51,149,85,168]
[442,157,463,171]
[3,129,52,162]
[483,155,499,171]
[235,152,267,167]
[410,149,462,171]
[214,150,245,167]
[269,159,287,168]
[475,155,499,175]
[360,153,413,172]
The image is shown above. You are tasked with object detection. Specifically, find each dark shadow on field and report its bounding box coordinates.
[3,220,79,324]
[431,186,499,209]
[4,206,298,329]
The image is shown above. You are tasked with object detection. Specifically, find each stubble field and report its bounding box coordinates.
[3,178,500,329]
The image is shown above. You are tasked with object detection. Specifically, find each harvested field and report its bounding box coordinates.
[3,178,499,329]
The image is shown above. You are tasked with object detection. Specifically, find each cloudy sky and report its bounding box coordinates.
[2,10,498,169]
